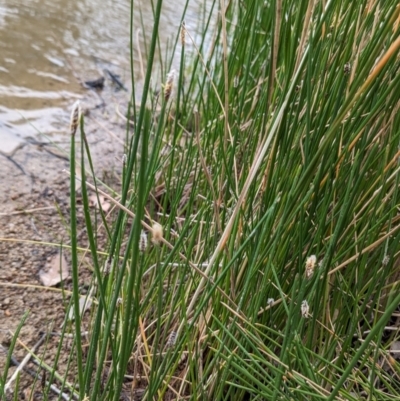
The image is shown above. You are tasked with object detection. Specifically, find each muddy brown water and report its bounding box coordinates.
[0,0,214,154]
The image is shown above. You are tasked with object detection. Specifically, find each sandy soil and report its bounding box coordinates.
[0,84,130,399]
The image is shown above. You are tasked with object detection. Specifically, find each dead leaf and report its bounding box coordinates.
[88,194,111,212]
[67,296,92,321]
[39,252,69,287]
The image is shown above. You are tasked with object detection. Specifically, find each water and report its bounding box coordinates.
[0,0,214,153]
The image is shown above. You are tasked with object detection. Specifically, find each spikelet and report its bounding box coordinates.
[305,255,317,278]
[104,257,112,275]
[166,331,177,348]
[181,21,186,47]
[151,222,163,245]
[178,352,187,365]
[344,62,351,74]
[70,101,81,136]
[164,69,176,102]
[139,230,148,252]
[301,300,310,318]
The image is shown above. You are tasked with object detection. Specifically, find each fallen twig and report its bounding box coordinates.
[4,333,46,392]
[1,334,78,400]
[0,206,56,216]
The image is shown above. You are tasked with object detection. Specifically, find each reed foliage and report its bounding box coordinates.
[15,0,400,400]
[76,0,400,399]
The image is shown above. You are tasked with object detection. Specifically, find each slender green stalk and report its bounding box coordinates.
[112,1,165,399]
[69,102,84,398]
[79,119,114,394]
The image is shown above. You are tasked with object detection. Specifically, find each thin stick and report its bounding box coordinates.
[0,207,56,217]
[1,339,77,401]
[0,282,73,295]
[4,333,46,391]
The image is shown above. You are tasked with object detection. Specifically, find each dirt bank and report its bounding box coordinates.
[0,84,130,399]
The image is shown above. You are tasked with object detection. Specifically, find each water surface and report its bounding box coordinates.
[0,0,214,153]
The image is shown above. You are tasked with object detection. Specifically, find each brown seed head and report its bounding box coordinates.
[151,222,163,245]
[70,101,81,136]
[164,70,176,102]
[181,21,186,47]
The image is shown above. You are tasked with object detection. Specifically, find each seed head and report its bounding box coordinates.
[301,300,310,318]
[181,21,186,47]
[139,230,148,252]
[267,298,274,306]
[164,69,176,102]
[179,352,187,365]
[151,222,163,245]
[344,62,351,74]
[166,331,177,348]
[305,255,317,278]
[70,101,81,136]
[104,257,112,275]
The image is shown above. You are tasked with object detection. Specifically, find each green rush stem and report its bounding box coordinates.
[69,125,84,398]
[112,0,165,399]
[79,119,113,394]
